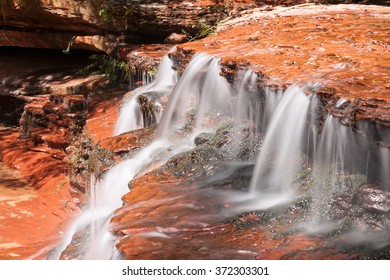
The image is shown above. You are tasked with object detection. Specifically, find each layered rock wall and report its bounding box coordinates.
[1,0,107,50]
[0,0,308,51]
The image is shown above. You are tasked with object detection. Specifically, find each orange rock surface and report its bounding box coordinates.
[85,95,123,143]
[177,4,390,126]
[0,128,79,259]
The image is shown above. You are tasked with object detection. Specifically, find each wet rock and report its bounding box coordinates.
[0,128,78,259]
[19,94,87,147]
[66,133,115,194]
[59,228,90,260]
[355,185,390,214]
[122,44,175,87]
[138,94,159,128]
[100,125,156,155]
[84,93,123,142]
[156,120,260,181]
[315,183,390,234]
[197,162,255,191]
[190,146,220,164]
[194,132,214,146]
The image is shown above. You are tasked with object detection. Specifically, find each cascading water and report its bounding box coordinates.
[57,50,390,259]
[114,51,178,135]
[234,70,267,135]
[306,113,389,233]
[84,138,175,259]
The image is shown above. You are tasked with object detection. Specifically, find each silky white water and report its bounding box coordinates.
[157,53,234,136]
[250,85,311,193]
[84,138,176,259]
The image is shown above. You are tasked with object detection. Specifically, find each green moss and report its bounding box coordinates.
[67,134,115,181]
[99,7,113,23]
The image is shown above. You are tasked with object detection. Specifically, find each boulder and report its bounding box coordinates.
[164,33,188,44]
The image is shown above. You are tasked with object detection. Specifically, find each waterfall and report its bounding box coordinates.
[57,50,390,259]
[310,116,352,223]
[234,70,263,133]
[227,85,313,212]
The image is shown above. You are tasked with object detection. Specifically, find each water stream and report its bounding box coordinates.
[57,51,390,259]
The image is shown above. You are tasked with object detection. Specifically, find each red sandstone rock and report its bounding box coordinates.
[85,95,123,142]
[100,126,155,154]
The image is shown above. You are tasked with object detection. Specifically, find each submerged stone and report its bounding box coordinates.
[356,185,390,214]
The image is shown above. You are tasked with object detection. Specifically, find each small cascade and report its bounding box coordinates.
[128,70,153,91]
[229,82,390,240]
[157,53,234,136]
[114,52,178,135]
[250,86,311,193]
[308,104,390,226]
[230,86,313,210]
[234,70,261,131]
[233,73,285,137]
